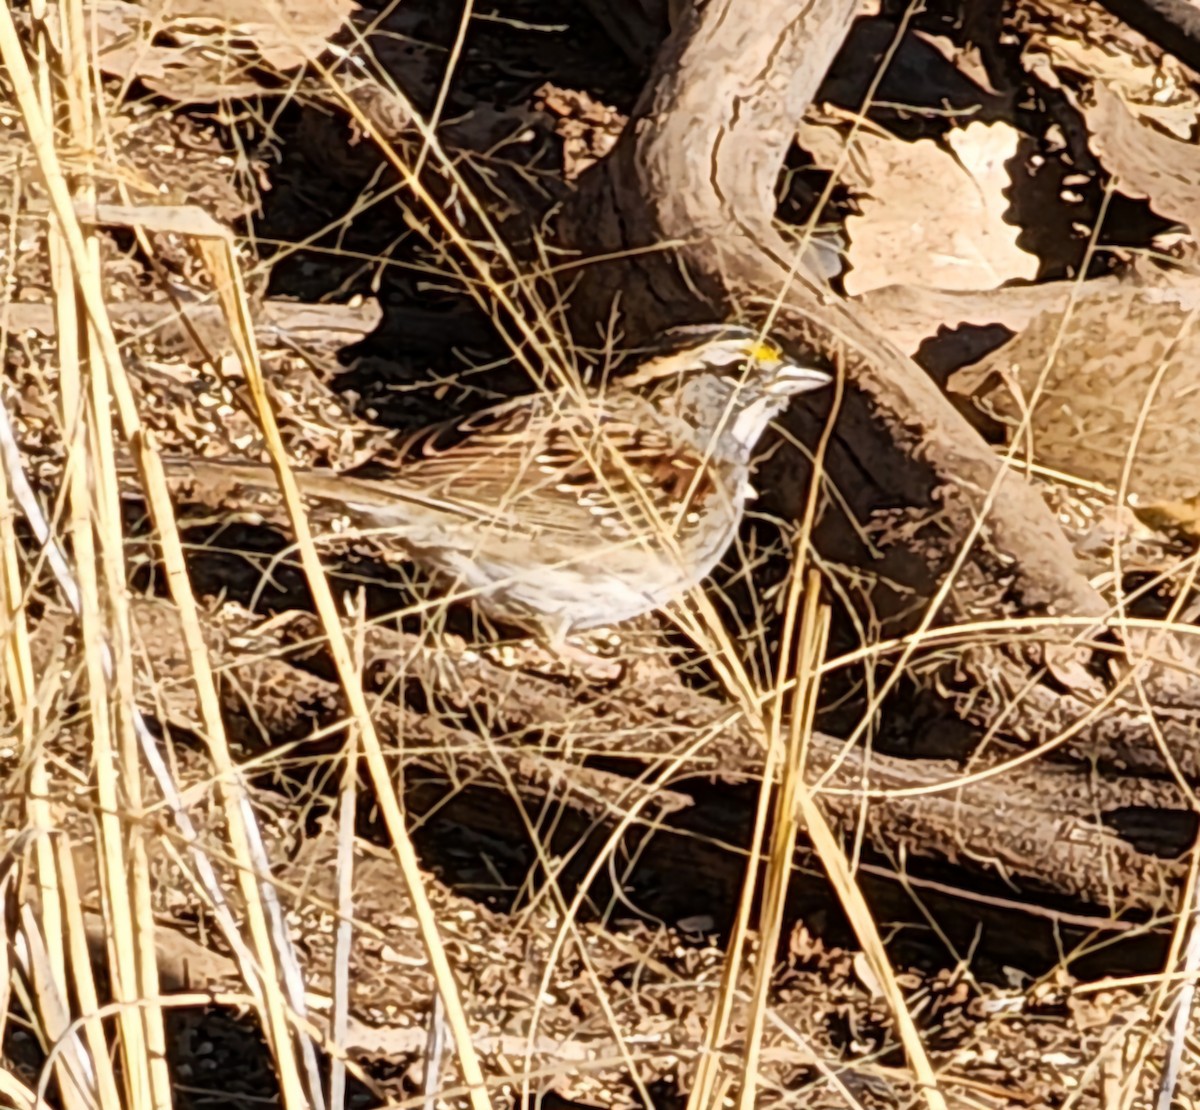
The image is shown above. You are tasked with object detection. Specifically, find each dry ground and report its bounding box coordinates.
[4,1,1200,1108]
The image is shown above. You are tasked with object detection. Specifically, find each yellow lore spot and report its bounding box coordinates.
[749,340,781,363]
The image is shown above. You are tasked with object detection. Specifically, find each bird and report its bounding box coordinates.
[161,324,831,639]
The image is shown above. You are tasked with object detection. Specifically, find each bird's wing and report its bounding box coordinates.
[392,391,716,537]
[158,390,716,540]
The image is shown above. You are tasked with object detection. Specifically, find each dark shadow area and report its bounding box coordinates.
[398,776,1182,988]
[252,0,644,434]
[2,988,383,1109]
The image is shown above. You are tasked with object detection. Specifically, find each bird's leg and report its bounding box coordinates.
[482,615,624,683]
[544,617,625,683]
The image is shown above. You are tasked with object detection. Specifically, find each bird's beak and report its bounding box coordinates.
[766,360,833,395]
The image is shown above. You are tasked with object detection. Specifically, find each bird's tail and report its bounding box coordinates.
[152,456,488,528]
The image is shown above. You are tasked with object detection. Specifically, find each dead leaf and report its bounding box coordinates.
[156,0,355,71]
[536,84,625,180]
[854,277,1123,354]
[948,288,1200,509]
[1025,28,1195,140]
[92,0,356,102]
[912,29,999,95]
[830,121,1038,296]
[1081,81,1200,236]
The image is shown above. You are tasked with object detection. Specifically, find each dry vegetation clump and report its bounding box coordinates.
[6,0,1200,1108]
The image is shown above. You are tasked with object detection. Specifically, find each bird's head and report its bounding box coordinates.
[622,324,832,454]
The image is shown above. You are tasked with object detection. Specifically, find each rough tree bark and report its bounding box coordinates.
[560,0,1200,768]
[41,597,1184,916]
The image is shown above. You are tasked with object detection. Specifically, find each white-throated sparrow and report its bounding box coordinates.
[163,325,830,636]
